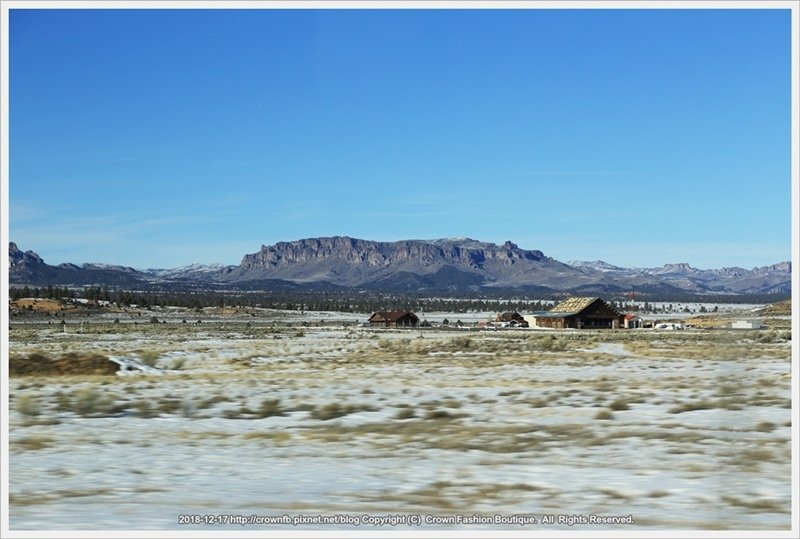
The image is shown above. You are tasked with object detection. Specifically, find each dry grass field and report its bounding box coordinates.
[10,298,75,313]
[6,314,793,531]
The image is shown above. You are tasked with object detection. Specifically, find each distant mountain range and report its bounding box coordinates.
[8,238,792,296]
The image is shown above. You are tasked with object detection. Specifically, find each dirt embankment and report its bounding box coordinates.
[10,353,120,377]
[10,299,75,313]
[760,299,792,316]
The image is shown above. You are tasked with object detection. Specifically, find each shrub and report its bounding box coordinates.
[170,358,186,370]
[16,394,41,417]
[242,431,292,443]
[425,409,455,420]
[442,398,463,408]
[310,402,373,420]
[157,398,183,414]
[536,334,568,351]
[609,399,630,411]
[134,400,158,418]
[16,436,53,451]
[138,350,160,367]
[595,410,614,420]
[451,336,471,350]
[311,403,349,421]
[198,394,231,409]
[754,421,777,433]
[72,388,111,417]
[256,398,284,418]
[395,407,416,420]
[181,400,198,418]
[668,400,714,414]
[54,392,73,413]
[223,408,244,419]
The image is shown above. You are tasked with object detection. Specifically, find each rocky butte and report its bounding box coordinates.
[221,236,570,288]
[7,238,792,295]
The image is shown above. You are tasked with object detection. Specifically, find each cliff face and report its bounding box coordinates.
[8,242,45,268]
[239,237,545,272]
[8,240,792,295]
[223,236,791,293]
[227,237,558,287]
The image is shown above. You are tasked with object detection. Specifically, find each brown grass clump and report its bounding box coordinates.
[11,298,70,313]
[242,431,292,443]
[668,400,715,414]
[256,398,285,418]
[310,402,375,420]
[10,352,119,377]
[134,400,158,418]
[15,435,55,451]
[152,396,182,415]
[753,421,777,433]
[759,299,791,316]
[608,399,630,411]
[395,407,416,420]
[55,388,125,417]
[137,350,160,367]
[424,409,457,420]
[721,495,787,514]
[15,394,42,417]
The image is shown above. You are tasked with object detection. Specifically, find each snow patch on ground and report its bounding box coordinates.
[8,324,792,531]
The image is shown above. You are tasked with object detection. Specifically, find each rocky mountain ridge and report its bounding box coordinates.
[7,238,792,296]
[223,237,557,287]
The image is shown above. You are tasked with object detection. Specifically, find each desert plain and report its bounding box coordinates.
[6,306,793,531]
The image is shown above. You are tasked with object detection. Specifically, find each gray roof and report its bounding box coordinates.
[533,311,578,318]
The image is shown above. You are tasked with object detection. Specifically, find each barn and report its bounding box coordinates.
[534,297,623,329]
[368,311,420,328]
[496,312,528,328]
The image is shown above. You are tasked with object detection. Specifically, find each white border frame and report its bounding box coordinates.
[1,2,797,538]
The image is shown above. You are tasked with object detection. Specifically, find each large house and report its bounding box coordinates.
[533,297,623,329]
[368,311,420,328]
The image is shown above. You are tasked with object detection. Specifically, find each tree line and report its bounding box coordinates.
[9,285,788,314]
[10,286,557,314]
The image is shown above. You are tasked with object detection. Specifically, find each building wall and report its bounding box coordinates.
[392,315,419,327]
[535,317,566,329]
[370,315,419,327]
[624,317,642,329]
[535,313,620,329]
[732,320,762,329]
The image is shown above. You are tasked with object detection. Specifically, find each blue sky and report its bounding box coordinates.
[8,7,794,269]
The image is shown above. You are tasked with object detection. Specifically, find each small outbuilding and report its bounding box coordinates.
[533,297,623,330]
[655,322,684,331]
[623,314,643,329]
[732,319,763,329]
[368,311,420,328]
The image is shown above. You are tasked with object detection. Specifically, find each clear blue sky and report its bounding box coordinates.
[8,7,793,269]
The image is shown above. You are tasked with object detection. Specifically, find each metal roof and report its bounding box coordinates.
[548,297,600,315]
[369,310,417,322]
